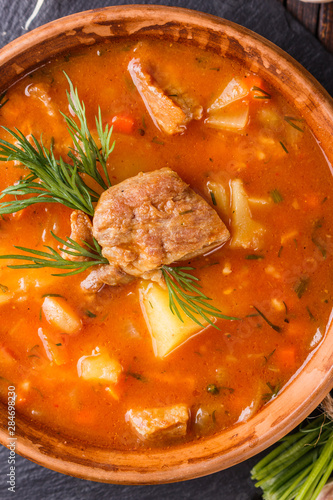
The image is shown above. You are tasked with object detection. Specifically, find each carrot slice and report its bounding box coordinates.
[111,115,135,134]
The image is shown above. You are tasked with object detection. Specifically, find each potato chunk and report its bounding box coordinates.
[42,296,82,335]
[77,349,123,384]
[230,179,265,250]
[208,77,249,111]
[126,404,189,442]
[38,327,68,366]
[139,281,207,358]
[206,100,249,131]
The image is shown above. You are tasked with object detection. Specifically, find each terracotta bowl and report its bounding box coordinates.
[0,5,332,485]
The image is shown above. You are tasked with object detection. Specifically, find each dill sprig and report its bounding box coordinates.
[284,116,305,133]
[251,86,271,99]
[0,131,96,215]
[161,265,239,328]
[251,414,333,500]
[0,75,114,216]
[63,74,113,190]
[0,231,108,276]
[0,92,9,109]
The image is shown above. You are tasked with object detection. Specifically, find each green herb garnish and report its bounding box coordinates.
[0,75,113,216]
[245,254,264,260]
[270,189,284,203]
[280,141,289,154]
[262,381,280,402]
[251,86,271,99]
[152,136,164,145]
[0,283,8,293]
[63,73,113,190]
[126,371,147,382]
[161,266,239,329]
[0,92,9,109]
[207,384,220,395]
[284,116,305,133]
[294,277,309,299]
[253,306,282,333]
[0,232,108,276]
[85,310,97,318]
[209,191,217,206]
[41,293,65,299]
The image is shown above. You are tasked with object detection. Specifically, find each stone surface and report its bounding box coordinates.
[0,0,332,499]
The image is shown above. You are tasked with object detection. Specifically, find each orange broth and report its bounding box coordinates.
[0,39,332,450]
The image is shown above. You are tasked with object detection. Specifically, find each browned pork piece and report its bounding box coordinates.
[126,404,189,442]
[61,210,94,262]
[128,58,202,135]
[80,168,229,291]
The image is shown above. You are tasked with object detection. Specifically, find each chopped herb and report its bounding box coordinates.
[284,115,305,133]
[141,116,147,130]
[41,293,65,299]
[321,196,328,204]
[245,255,264,260]
[138,128,145,136]
[306,306,315,321]
[262,382,280,401]
[220,386,235,394]
[312,237,327,258]
[253,306,282,333]
[148,301,153,309]
[207,384,220,395]
[278,246,283,258]
[270,189,284,203]
[279,141,289,154]
[179,210,194,215]
[39,307,42,321]
[0,283,8,293]
[168,94,178,97]
[212,410,217,423]
[251,86,271,99]
[85,310,97,318]
[264,349,276,364]
[152,136,164,145]
[32,387,44,398]
[28,354,40,359]
[209,191,217,206]
[161,265,240,329]
[294,276,309,299]
[200,261,220,269]
[126,371,147,382]
[0,92,9,109]
[283,301,288,315]
[55,343,62,346]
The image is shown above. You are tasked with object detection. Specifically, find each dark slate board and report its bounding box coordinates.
[0,1,332,499]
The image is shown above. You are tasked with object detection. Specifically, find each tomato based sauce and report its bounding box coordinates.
[0,39,332,450]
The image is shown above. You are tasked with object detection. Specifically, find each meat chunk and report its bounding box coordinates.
[80,264,134,292]
[126,404,189,442]
[128,58,200,135]
[92,168,230,287]
[61,210,94,262]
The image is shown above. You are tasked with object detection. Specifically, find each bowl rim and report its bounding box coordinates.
[0,4,332,485]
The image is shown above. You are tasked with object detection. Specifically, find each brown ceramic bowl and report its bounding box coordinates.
[0,5,332,485]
